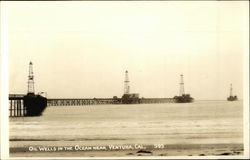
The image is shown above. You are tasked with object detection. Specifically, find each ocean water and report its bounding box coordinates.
[9,100,243,148]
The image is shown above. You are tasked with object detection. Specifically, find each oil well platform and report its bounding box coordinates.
[9,62,47,117]
[227,84,238,101]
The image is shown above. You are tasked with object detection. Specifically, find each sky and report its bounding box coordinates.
[6,1,248,100]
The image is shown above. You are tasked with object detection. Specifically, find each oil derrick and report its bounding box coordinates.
[27,61,35,95]
[227,83,237,101]
[174,74,193,103]
[122,70,139,104]
[124,70,130,94]
[179,74,185,96]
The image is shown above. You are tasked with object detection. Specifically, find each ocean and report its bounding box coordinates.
[9,100,243,157]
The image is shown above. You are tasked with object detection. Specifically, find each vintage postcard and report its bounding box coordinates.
[0,1,249,159]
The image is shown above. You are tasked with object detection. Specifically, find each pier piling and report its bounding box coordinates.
[9,94,27,117]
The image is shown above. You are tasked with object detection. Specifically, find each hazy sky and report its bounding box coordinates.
[7,1,248,100]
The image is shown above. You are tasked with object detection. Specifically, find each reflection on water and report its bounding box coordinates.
[9,100,243,146]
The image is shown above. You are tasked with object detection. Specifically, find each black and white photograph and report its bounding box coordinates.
[0,1,249,159]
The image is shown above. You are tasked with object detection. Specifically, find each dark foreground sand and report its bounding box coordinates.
[10,143,243,157]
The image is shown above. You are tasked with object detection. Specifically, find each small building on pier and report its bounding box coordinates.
[121,93,140,104]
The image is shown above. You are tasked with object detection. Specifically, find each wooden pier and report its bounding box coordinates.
[9,95,176,116]
[47,98,175,106]
[47,98,121,106]
[140,98,175,103]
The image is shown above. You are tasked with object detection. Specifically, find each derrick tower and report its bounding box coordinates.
[227,83,237,101]
[124,70,130,94]
[27,61,35,95]
[179,74,185,96]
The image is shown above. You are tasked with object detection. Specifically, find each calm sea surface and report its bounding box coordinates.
[9,100,243,147]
